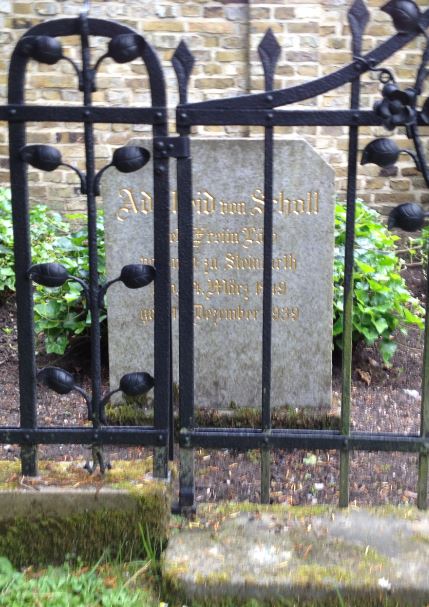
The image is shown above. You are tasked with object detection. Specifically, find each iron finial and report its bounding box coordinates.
[172,40,195,104]
[348,0,369,54]
[258,28,281,92]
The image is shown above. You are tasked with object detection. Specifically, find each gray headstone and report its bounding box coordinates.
[102,138,335,409]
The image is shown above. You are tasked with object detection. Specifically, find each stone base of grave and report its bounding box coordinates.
[106,402,340,431]
[163,504,429,606]
[0,459,171,567]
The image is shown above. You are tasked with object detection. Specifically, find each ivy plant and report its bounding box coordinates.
[333,200,424,364]
[0,188,105,354]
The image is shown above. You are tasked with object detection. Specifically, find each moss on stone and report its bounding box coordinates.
[194,502,333,524]
[105,403,339,431]
[163,504,429,607]
[0,458,154,488]
[0,460,170,568]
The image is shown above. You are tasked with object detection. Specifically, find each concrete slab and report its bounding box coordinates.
[163,505,429,605]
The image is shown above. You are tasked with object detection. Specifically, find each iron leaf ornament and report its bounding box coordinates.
[172,40,195,104]
[388,202,426,231]
[20,144,62,171]
[37,367,76,395]
[361,138,400,167]
[28,262,69,288]
[20,144,86,192]
[120,264,155,289]
[382,0,422,34]
[93,146,150,195]
[258,29,281,92]
[108,33,143,63]
[112,146,150,173]
[119,372,155,397]
[38,367,93,421]
[18,35,63,65]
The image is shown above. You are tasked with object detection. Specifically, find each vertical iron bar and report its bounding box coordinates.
[153,148,171,478]
[8,45,38,476]
[169,319,174,461]
[261,446,270,503]
[261,126,274,504]
[9,122,38,476]
[418,259,429,508]
[409,128,429,509]
[177,136,195,509]
[80,14,102,432]
[340,68,362,509]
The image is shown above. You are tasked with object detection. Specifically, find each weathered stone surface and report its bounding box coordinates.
[163,505,429,605]
[0,460,171,566]
[102,138,335,408]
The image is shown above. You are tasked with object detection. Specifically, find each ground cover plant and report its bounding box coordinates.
[0,556,157,607]
[0,187,424,363]
[0,187,105,354]
[333,200,423,364]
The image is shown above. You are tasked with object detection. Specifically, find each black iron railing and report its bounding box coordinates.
[1,7,172,478]
[1,0,429,512]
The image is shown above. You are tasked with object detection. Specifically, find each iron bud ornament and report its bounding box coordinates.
[37,367,76,395]
[28,262,69,287]
[120,264,155,289]
[18,35,63,65]
[112,146,150,173]
[382,0,422,33]
[20,145,62,172]
[373,83,416,131]
[108,34,143,63]
[119,372,154,397]
[388,202,425,231]
[361,138,400,167]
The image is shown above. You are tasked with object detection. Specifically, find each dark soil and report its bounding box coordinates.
[0,267,427,507]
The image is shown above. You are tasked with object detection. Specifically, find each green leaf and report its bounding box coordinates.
[379,340,397,365]
[372,317,388,335]
[356,260,375,274]
[303,453,317,466]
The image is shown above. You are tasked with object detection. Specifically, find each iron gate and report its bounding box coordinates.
[1,0,429,512]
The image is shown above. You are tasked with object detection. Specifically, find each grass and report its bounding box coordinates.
[0,555,158,607]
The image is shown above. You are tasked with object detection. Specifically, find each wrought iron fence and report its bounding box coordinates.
[1,0,429,512]
[1,7,172,478]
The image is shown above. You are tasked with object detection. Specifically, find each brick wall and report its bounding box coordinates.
[0,0,428,215]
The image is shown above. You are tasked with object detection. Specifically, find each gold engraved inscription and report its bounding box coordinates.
[115,188,320,221]
[224,253,297,271]
[116,189,217,221]
[250,190,319,216]
[116,186,307,326]
[139,305,299,324]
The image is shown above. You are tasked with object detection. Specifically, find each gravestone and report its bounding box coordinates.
[102,138,335,409]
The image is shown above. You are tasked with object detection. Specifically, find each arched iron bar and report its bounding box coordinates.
[182,9,429,111]
[7,15,171,476]
[8,18,166,108]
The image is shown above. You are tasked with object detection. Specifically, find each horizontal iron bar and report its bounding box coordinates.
[177,109,428,128]
[181,428,428,453]
[0,105,167,124]
[0,427,167,445]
